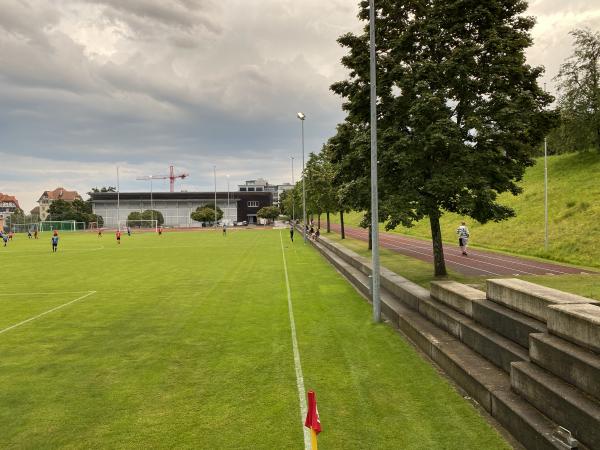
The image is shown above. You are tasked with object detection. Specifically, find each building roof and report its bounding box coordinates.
[30,206,40,214]
[39,187,82,202]
[0,193,20,209]
[90,191,273,202]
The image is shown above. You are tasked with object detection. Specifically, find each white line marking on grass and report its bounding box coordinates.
[0,291,91,296]
[0,291,97,335]
[279,231,311,450]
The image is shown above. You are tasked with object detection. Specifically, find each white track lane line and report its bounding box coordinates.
[0,291,91,296]
[279,231,311,449]
[378,233,570,274]
[375,234,537,276]
[0,291,97,335]
[341,228,502,276]
[333,225,572,275]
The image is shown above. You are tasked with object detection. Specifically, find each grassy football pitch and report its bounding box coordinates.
[0,229,510,449]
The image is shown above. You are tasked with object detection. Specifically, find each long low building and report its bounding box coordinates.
[90,191,273,228]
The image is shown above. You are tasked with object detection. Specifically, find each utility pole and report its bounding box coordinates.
[291,156,295,222]
[369,0,381,323]
[544,82,549,251]
[214,165,217,227]
[117,166,120,230]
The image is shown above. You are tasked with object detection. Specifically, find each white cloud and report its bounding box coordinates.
[1,0,599,211]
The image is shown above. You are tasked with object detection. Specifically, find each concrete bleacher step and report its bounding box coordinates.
[417,296,530,373]
[430,280,486,317]
[318,236,428,311]
[511,361,600,449]
[529,333,600,402]
[392,297,575,450]
[486,278,599,322]
[461,321,530,373]
[546,303,600,353]
[312,237,586,449]
[472,299,547,349]
[313,240,371,298]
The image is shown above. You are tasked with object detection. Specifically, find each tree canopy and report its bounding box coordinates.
[190,205,223,223]
[257,206,280,222]
[47,199,102,225]
[552,28,600,153]
[331,0,555,275]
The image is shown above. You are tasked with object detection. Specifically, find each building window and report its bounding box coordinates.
[247,201,259,208]
[248,187,255,192]
[256,187,263,191]
[240,187,247,191]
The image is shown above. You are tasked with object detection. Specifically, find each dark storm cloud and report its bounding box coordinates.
[1,0,598,211]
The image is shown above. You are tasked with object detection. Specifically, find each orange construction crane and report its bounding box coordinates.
[147,165,189,192]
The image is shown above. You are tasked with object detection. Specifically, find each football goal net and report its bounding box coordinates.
[10,223,40,233]
[119,219,158,232]
[39,221,86,232]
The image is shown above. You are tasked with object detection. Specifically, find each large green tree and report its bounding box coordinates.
[553,28,600,152]
[141,210,165,226]
[332,0,555,275]
[257,206,280,223]
[190,205,223,224]
[304,150,339,232]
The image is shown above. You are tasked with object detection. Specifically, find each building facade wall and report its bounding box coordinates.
[91,192,272,228]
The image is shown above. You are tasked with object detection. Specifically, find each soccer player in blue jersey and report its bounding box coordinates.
[51,234,59,252]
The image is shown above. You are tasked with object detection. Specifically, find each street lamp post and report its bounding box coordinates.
[543,83,549,251]
[291,156,295,222]
[213,165,217,227]
[150,177,154,223]
[369,0,381,323]
[117,166,120,229]
[297,112,307,243]
[227,175,230,225]
[136,175,155,227]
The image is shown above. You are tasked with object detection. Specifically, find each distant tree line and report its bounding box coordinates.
[547,28,600,154]
[283,0,556,277]
[47,199,103,226]
[127,210,165,226]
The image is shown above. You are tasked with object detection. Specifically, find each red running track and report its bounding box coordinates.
[330,224,596,277]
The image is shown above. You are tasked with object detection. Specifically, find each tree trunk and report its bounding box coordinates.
[429,210,447,277]
[368,225,372,250]
[326,211,331,233]
[317,213,321,228]
[340,210,345,239]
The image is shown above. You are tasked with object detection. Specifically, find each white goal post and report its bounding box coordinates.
[118,219,158,232]
[10,223,40,233]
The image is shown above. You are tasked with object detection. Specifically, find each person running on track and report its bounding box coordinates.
[456,221,470,256]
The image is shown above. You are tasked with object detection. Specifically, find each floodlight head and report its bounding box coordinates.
[297,112,305,120]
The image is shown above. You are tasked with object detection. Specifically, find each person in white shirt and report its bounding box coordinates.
[456,222,470,256]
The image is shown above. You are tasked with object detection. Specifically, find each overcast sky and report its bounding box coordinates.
[1,0,599,212]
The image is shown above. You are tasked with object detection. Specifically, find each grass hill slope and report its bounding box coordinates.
[334,152,600,268]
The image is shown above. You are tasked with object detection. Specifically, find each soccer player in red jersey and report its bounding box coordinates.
[116,230,121,244]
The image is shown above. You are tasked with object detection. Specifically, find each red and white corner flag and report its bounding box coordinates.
[305,390,321,449]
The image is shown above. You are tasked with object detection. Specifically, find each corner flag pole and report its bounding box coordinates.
[369,0,381,322]
[213,165,217,228]
[117,166,120,230]
[304,390,321,450]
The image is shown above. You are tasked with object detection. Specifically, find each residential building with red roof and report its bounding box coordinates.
[0,193,21,231]
[37,187,82,221]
